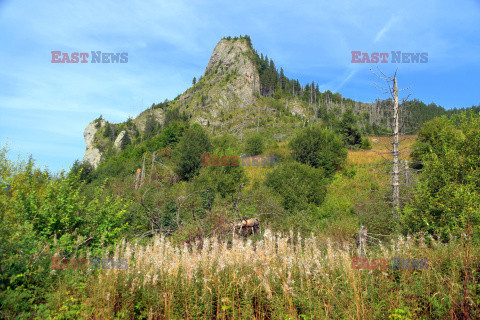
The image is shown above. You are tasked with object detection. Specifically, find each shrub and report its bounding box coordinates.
[264,162,328,211]
[289,126,347,176]
[244,132,265,156]
[361,138,372,150]
[402,112,480,241]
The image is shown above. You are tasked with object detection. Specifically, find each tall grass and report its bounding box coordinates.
[43,230,480,319]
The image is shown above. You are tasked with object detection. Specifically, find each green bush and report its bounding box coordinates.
[402,112,480,241]
[264,162,328,211]
[360,138,372,150]
[244,132,265,156]
[289,125,347,176]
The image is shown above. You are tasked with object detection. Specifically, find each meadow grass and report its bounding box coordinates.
[44,229,480,319]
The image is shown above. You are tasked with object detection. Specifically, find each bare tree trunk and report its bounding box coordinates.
[134,168,141,190]
[358,225,367,256]
[392,76,400,218]
[149,151,156,183]
[140,155,146,187]
[404,159,410,184]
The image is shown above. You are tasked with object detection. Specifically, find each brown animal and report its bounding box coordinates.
[233,218,260,236]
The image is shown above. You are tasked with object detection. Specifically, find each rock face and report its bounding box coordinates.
[114,130,126,149]
[133,109,164,132]
[82,120,105,169]
[203,38,260,99]
[178,38,261,126]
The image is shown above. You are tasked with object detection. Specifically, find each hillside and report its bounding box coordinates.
[82,36,453,169]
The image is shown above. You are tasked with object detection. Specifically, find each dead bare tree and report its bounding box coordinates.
[371,68,411,218]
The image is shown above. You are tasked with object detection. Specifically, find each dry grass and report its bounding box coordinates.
[348,135,417,165]
[47,229,480,319]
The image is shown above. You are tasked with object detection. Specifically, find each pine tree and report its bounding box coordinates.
[340,109,363,147]
[144,113,157,139]
[103,123,112,138]
[280,68,285,90]
[120,132,131,150]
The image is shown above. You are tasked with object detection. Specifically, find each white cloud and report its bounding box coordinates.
[374,16,399,43]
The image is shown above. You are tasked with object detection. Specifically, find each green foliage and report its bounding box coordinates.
[93,122,186,182]
[212,134,240,154]
[175,124,213,180]
[195,158,247,199]
[102,123,112,138]
[69,160,94,183]
[289,125,347,176]
[403,112,480,241]
[410,116,464,169]
[94,115,103,128]
[120,132,131,150]
[143,113,158,139]
[244,132,265,156]
[340,108,363,147]
[0,146,131,316]
[164,107,188,128]
[360,138,372,150]
[265,162,328,211]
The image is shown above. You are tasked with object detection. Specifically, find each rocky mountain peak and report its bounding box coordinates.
[203,38,260,93]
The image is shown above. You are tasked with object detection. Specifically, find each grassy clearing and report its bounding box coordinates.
[347,135,416,165]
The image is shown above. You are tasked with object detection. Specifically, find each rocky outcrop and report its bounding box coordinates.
[133,109,165,132]
[179,38,261,126]
[204,39,260,94]
[114,130,126,149]
[82,120,105,168]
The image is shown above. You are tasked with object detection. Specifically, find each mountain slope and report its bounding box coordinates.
[81,36,453,168]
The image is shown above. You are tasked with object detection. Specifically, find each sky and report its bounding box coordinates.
[1,0,479,173]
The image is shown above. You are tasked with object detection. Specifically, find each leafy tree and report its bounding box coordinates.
[175,124,213,180]
[290,126,347,176]
[265,162,327,211]
[0,147,131,313]
[244,132,264,156]
[195,154,246,199]
[192,77,196,85]
[410,116,463,169]
[402,112,480,241]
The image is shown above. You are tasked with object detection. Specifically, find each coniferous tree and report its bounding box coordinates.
[340,109,363,147]
[176,124,212,181]
[120,132,131,150]
[144,113,157,139]
[103,123,112,138]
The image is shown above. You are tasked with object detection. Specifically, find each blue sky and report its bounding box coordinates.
[1,0,479,173]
